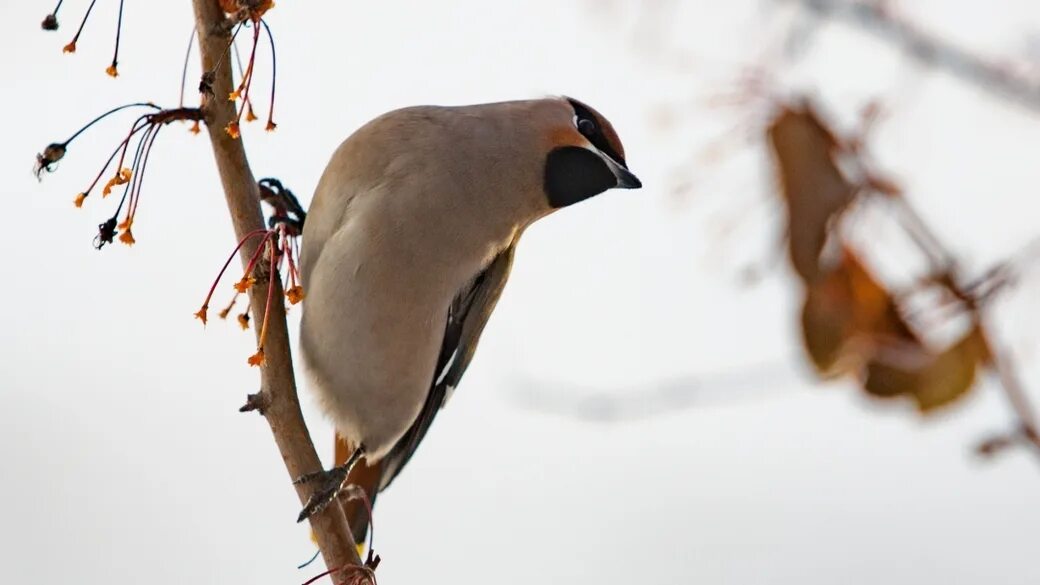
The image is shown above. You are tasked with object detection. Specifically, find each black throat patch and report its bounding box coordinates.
[544,146,615,208]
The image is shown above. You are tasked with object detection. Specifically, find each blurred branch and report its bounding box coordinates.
[189,0,362,572]
[986,343,1040,458]
[783,0,1040,113]
[509,360,800,423]
[889,196,1040,459]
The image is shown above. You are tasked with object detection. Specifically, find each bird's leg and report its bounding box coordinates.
[293,445,365,522]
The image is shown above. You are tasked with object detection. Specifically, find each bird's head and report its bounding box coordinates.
[538,97,641,209]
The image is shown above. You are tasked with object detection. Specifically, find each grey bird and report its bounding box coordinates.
[296,97,640,541]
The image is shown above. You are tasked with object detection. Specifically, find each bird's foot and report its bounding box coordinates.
[294,446,365,522]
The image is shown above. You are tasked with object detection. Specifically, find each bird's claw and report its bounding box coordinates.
[295,466,351,522]
[293,466,345,486]
[294,446,365,523]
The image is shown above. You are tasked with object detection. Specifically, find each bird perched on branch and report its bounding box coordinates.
[296,97,640,542]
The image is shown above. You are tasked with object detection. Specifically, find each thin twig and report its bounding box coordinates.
[982,334,1040,457]
[179,27,197,108]
[884,192,1040,463]
[781,0,1040,113]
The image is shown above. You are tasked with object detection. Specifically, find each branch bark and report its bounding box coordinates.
[189,0,362,574]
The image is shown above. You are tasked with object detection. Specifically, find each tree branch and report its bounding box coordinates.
[886,196,1040,460]
[189,0,362,573]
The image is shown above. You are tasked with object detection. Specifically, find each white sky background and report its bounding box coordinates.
[3,1,1040,583]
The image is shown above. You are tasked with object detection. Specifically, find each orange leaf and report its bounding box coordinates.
[800,248,915,376]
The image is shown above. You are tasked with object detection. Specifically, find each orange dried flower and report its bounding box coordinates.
[218,296,238,320]
[237,313,250,330]
[286,285,305,305]
[102,167,132,196]
[63,41,76,53]
[105,64,119,78]
[265,120,277,132]
[189,121,201,135]
[195,306,209,325]
[234,276,256,293]
[225,121,240,139]
[119,229,136,246]
[248,348,265,367]
[219,0,275,19]
[245,106,258,122]
[228,90,241,102]
[74,193,87,208]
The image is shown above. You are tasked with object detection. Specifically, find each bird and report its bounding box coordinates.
[295,96,640,542]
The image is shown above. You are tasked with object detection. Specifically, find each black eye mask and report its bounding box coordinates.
[567,98,626,167]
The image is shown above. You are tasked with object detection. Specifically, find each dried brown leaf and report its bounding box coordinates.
[801,248,916,375]
[864,326,989,412]
[767,104,857,283]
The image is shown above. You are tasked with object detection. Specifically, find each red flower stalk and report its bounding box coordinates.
[36,103,203,248]
[226,22,261,138]
[201,11,278,137]
[195,228,270,326]
[94,108,203,247]
[196,177,307,365]
[260,19,278,131]
[50,0,128,77]
[249,234,280,367]
[62,0,98,53]
[35,102,158,180]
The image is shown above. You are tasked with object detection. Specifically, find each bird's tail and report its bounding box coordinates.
[334,433,382,547]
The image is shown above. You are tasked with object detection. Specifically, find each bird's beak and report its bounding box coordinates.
[613,164,642,189]
[600,153,641,189]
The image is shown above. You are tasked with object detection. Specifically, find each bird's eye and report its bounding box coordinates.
[577,117,597,137]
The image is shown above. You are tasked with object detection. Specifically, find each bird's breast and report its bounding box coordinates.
[299,197,517,458]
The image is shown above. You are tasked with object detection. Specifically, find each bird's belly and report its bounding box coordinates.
[300,244,459,460]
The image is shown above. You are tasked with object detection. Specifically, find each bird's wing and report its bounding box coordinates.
[378,242,517,490]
